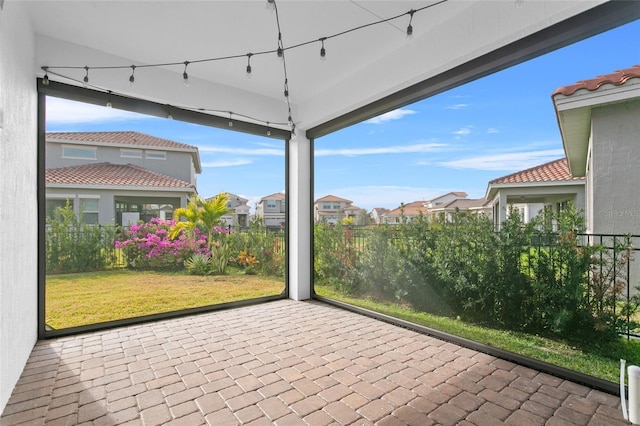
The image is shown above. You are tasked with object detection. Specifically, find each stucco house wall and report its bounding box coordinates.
[0,2,38,413]
[46,135,198,186]
[589,99,640,234]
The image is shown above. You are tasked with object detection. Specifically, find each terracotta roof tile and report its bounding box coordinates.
[552,65,640,97]
[46,131,197,150]
[435,198,490,210]
[260,192,285,202]
[46,163,195,189]
[489,158,584,185]
[385,201,428,216]
[315,195,353,203]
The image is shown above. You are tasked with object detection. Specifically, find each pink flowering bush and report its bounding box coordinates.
[116,218,210,271]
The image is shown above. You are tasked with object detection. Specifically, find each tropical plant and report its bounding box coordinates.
[184,253,212,275]
[211,242,233,275]
[171,193,231,249]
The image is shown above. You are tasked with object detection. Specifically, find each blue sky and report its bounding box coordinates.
[46,19,639,212]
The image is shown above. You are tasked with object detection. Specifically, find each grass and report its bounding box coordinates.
[46,269,284,329]
[315,284,640,383]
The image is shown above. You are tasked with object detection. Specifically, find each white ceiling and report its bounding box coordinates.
[24,0,628,134]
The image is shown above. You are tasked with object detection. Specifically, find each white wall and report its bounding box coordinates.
[0,1,38,413]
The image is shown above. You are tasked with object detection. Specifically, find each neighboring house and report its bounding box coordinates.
[429,198,493,222]
[45,131,201,226]
[342,204,368,225]
[314,195,354,224]
[382,192,468,224]
[369,207,389,225]
[552,65,640,235]
[485,158,585,229]
[425,191,468,210]
[256,192,286,228]
[382,201,428,224]
[214,193,250,228]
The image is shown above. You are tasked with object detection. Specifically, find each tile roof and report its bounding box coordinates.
[430,191,467,202]
[433,198,491,210]
[552,65,640,97]
[385,201,427,216]
[489,158,584,185]
[46,163,195,189]
[46,131,197,151]
[315,195,353,203]
[260,192,285,202]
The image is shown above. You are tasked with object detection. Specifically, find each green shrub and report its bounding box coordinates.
[46,202,118,273]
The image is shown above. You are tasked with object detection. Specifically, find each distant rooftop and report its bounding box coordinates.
[315,195,353,203]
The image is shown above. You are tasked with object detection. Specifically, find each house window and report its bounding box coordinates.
[146,151,166,160]
[267,200,277,209]
[62,145,96,160]
[281,200,285,212]
[46,198,73,219]
[332,202,341,209]
[322,203,331,209]
[80,199,99,224]
[121,149,143,158]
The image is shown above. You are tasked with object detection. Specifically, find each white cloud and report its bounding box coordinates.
[364,108,417,124]
[201,159,252,168]
[452,127,472,136]
[438,149,565,171]
[198,146,284,156]
[315,143,446,157]
[46,97,149,124]
[487,128,500,134]
[445,103,469,110]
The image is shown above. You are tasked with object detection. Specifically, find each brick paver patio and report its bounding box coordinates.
[0,300,627,425]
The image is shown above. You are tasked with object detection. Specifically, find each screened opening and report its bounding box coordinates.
[313,20,640,389]
[40,90,288,336]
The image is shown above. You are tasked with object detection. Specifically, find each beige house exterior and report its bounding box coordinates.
[486,158,585,229]
[314,195,361,224]
[255,192,286,228]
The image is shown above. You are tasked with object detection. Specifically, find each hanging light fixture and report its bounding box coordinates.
[41,67,50,85]
[106,90,113,108]
[266,122,271,137]
[228,112,234,127]
[319,37,327,62]
[83,66,89,86]
[183,61,190,87]
[129,65,136,86]
[406,9,415,39]
[246,53,253,79]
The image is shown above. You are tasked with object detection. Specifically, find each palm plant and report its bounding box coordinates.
[171,193,230,245]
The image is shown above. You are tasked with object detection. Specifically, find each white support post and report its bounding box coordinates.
[288,130,312,300]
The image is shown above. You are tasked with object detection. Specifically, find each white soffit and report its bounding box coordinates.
[27,1,607,130]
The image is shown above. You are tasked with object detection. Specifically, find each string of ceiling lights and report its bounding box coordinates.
[40,0,448,136]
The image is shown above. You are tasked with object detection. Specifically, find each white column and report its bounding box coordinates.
[288,130,312,300]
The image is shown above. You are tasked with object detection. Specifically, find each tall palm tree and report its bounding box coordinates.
[171,193,230,245]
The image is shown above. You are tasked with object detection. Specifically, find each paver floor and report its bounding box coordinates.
[0,300,627,425]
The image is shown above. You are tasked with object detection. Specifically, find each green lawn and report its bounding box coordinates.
[315,284,640,384]
[46,269,284,329]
